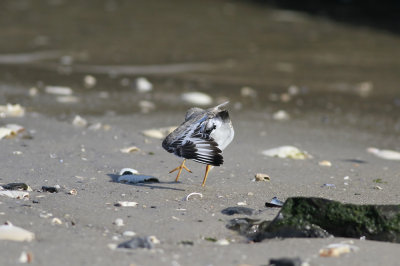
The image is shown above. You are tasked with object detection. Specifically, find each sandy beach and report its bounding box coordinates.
[1,0,400,265]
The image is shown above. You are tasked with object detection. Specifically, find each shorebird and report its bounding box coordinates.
[162,102,234,186]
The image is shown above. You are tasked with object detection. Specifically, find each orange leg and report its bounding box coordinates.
[169,159,192,182]
[201,164,212,187]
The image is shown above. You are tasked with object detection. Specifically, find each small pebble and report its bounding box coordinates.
[135,77,153,92]
[83,75,97,88]
[273,110,290,121]
[114,218,124,227]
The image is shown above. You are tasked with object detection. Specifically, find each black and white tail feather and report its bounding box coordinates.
[162,102,231,166]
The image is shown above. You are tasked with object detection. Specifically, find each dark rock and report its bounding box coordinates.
[269,257,303,266]
[42,186,59,193]
[118,236,154,249]
[221,206,257,216]
[253,197,400,243]
[3,183,30,190]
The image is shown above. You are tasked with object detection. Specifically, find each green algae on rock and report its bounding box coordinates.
[251,197,400,243]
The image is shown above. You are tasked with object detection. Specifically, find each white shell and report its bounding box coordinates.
[183,192,203,201]
[367,147,400,160]
[117,174,158,184]
[273,110,290,121]
[120,146,141,153]
[135,77,153,93]
[83,75,97,88]
[119,168,139,175]
[0,222,35,242]
[181,92,213,106]
[72,115,87,127]
[116,201,138,207]
[142,126,177,139]
[262,146,311,159]
[0,104,25,118]
[45,86,73,95]
[0,190,29,199]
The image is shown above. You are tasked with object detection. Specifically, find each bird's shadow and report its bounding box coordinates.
[107,174,185,191]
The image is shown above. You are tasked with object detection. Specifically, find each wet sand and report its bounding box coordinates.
[0,109,399,265]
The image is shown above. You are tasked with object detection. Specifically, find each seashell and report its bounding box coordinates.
[0,190,29,199]
[0,124,25,139]
[83,75,97,88]
[265,197,284,208]
[117,174,159,184]
[0,222,35,242]
[115,201,138,207]
[262,146,312,159]
[72,115,87,127]
[0,103,25,118]
[120,146,141,153]
[113,218,124,227]
[319,160,332,167]
[319,243,359,257]
[367,147,400,161]
[45,86,73,95]
[118,168,139,175]
[272,110,290,121]
[181,92,213,106]
[142,126,177,139]
[183,192,203,201]
[255,173,270,181]
[51,218,62,225]
[135,77,153,93]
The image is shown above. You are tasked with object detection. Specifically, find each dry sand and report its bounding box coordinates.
[0,110,399,265]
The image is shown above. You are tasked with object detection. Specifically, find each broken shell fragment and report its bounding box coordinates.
[0,104,25,118]
[51,218,62,225]
[319,243,359,257]
[83,75,97,88]
[262,146,312,159]
[183,192,203,201]
[265,197,284,208]
[18,251,33,263]
[135,77,153,93]
[0,124,25,139]
[72,115,88,127]
[181,92,213,106]
[120,146,141,153]
[141,126,177,139]
[255,173,270,181]
[68,189,78,195]
[319,160,332,167]
[0,222,35,242]
[115,201,139,207]
[367,147,400,161]
[45,86,73,95]
[113,218,124,227]
[119,168,139,175]
[272,110,290,121]
[117,174,159,184]
[0,190,29,199]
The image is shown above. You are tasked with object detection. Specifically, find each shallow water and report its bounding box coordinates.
[0,0,399,135]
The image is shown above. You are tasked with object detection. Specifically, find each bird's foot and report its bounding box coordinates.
[169,159,192,182]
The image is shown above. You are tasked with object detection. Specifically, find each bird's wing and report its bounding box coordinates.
[168,115,223,166]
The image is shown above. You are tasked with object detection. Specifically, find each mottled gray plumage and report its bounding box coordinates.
[162,102,234,166]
